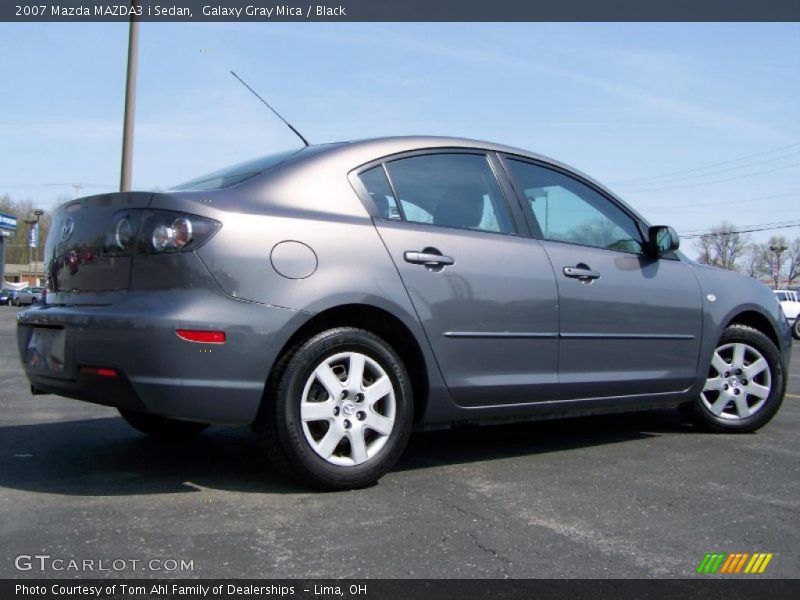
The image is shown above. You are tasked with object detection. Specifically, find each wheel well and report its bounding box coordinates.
[726,310,779,348]
[268,304,429,422]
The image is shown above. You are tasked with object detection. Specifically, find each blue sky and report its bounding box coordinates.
[1,22,798,245]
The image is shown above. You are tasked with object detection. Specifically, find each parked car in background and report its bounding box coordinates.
[16,136,792,490]
[0,288,18,305]
[15,287,44,306]
[774,289,800,340]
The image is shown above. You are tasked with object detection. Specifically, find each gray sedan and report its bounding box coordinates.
[17,137,792,489]
[14,287,44,306]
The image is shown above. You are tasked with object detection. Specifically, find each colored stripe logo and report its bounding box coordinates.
[697,552,773,574]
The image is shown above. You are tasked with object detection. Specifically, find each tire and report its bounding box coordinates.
[679,324,785,432]
[118,408,209,439]
[792,318,800,341]
[257,327,414,490]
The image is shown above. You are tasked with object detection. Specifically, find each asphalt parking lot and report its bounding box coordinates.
[1,306,798,579]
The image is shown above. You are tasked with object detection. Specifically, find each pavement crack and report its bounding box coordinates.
[467,531,512,578]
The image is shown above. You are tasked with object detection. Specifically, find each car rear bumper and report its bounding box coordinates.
[16,290,307,425]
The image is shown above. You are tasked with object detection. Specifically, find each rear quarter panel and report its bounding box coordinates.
[152,153,455,423]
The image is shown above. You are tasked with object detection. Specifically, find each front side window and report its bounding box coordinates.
[384,154,515,234]
[507,159,642,253]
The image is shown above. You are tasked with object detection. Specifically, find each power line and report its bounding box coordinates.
[608,141,800,185]
[614,161,800,193]
[613,150,800,188]
[682,218,798,234]
[0,183,115,189]
[680,220,800,239]
[643,191,799,211]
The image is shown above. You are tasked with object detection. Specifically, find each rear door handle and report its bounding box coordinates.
[404,251,455,266]
[563,265,600,281]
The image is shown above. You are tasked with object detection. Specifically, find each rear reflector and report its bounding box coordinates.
[176,329,226,344]
[80,367,118,377]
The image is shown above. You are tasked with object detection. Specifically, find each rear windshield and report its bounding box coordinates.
[171,148,305,191]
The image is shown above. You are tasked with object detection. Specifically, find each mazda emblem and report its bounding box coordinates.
[61,218,75,242]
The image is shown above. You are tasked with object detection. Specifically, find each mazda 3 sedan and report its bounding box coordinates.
[17,137,791,489]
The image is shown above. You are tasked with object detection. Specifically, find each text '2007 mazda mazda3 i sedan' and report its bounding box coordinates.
[17,137,792,489]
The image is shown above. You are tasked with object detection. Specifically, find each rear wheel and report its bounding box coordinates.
[118,408,209,439]
[792,318,800,341]
[257,327,413,490]
[679,324,785,432]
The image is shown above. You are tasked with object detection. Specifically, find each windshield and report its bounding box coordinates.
[171,148,305,191]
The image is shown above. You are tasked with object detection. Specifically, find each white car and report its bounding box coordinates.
[774,289,800,340]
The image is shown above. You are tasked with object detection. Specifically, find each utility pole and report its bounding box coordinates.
[25,210,45,286]
[120,2,140,192]
[24,219,34,285]
[769,242,788,289]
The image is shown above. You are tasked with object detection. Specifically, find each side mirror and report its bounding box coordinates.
[646,225,680,257]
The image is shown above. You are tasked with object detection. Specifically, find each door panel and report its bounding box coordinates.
[376,220,559,406]
[359,152,560,407]
[502,156,703,399]
[543,241,702,398]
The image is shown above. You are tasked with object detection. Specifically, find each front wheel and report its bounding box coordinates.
[257,327,413,490]
[118,409,209,439]
[792,318,800,341]
[679,324,785,432]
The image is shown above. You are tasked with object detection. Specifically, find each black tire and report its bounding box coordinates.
[792,318,800,341]
[118,408,209,439]
[679,324,785,432]
[256,327,414,490]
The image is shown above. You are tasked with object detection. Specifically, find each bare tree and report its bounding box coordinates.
[742,242,770,279]
[0,195,52,265]
[693,221,749,271]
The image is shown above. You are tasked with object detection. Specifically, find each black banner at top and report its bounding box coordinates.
[3,0,800,22]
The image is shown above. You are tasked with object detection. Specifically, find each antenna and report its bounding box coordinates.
[230,70,310,147]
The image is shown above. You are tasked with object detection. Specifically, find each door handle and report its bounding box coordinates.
[404,251,455,267]
[563,265,600,281]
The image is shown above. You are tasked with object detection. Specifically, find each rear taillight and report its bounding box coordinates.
[139,211,219,254]
[106,210,220,255]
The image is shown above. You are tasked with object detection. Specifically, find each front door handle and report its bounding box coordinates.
[563,265,600,281]
[404,251,455,267]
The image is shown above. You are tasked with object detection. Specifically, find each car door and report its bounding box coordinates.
[354,152,560,407]
[502,156,703,400]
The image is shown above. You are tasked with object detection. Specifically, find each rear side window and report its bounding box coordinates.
[384,154,515,234]
[359,166,401,220]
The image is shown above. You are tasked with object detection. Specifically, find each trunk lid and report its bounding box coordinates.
[46,192,152,304]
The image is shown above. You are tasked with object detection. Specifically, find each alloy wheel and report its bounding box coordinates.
[300,351,396,467]
[700,342,772,420]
